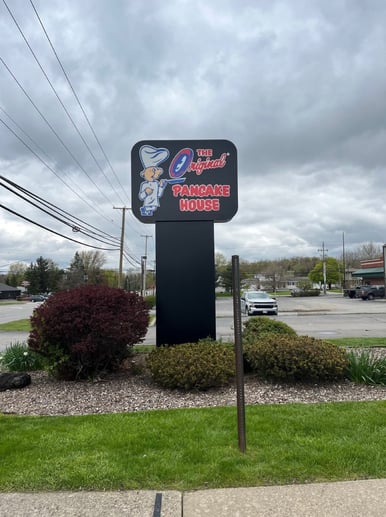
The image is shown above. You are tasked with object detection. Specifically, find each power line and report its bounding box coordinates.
[0,55,117,207]
[0,105,52,163]
[0,175,120,242]
[1,203,119,251]
[28,0,129,204]
[1,175,142,264]
[123,251,141,268]
[0,92,144,240]
[0,177,120,247]
[2,0,126,206]
[1,5,143,239]
[0,113,115,224]
[0,118,143,263]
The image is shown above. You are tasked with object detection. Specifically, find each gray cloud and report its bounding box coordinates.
[1,0,386,273]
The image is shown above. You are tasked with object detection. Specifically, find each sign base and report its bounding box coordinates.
[155,221,216,346]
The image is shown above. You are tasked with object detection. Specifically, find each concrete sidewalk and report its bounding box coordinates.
[0,479,385,516]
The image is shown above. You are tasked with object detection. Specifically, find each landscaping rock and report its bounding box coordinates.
[0,372,31,392]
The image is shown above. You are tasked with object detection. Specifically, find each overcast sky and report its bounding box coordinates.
[1,0,386,274]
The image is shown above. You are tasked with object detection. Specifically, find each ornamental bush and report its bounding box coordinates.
[146,340,235,390]
[244,335,349,382]
[28,285,149,380]
[242,316,297,345]
[346,349,386,385]
[0,341,45,372]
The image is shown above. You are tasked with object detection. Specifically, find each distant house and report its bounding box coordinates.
[0,283,21,300]
[286,277,312,290]
[351,258,385,286]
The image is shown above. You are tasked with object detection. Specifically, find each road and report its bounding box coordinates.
[0,301,43,325]
[1,294,386,351]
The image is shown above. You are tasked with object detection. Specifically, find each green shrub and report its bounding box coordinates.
[242,316,297,345]
[346,350,386,385]
[291,289,320,297]
[0,341,45,372]
[244,335,349,382]
[143,295,156,310]
[28,285,149,380]
[146,340,235,390]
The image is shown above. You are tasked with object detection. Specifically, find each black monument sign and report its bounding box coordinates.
[131,140,237,345]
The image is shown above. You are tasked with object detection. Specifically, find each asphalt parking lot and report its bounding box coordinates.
[216,293,386,340]
[274,292,386,315]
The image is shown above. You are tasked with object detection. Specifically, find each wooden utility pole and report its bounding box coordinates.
[141,234,151,296]
[113,207,129,288]
[318,241,328,295]
[342,232,346,290]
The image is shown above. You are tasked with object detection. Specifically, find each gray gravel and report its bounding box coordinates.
[1,368,386,416]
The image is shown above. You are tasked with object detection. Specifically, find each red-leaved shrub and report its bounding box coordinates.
[28,285,149,379]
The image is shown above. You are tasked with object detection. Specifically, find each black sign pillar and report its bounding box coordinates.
[156,221,215,346]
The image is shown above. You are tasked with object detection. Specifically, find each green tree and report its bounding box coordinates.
[218,263,233,292]
[5,262,27,287]
[308,257,342,288]
[217,263,248,293]
[215,253,229,290]
[103,269,119,288]
[289,256,319,276]
[125,271,142,292]
[25,257,62,293]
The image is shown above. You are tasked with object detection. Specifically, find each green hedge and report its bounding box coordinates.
[244,335,349,382]
[242,316,297,345]
[291,289,320,297]
[146,340,235,390]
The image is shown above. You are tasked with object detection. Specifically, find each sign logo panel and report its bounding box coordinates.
[131,140,238,223]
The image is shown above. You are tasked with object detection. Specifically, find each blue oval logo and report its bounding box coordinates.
[169,148,194,178]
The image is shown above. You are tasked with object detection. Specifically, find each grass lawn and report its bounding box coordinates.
[327,337,386,347]
[0,319,31,332]
[0,317,157,332]
[0,401,386,491]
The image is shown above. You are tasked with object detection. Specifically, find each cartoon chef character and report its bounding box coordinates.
[138,145,170,216]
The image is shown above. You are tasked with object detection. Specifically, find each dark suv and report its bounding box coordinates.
[359,285,385,300]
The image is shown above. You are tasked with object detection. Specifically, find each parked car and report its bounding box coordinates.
[343,286,362,298]
[359,285,385,300]
[240,291,278,316]
[30,294,46,302]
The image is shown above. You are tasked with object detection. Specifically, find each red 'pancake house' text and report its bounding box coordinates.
[171,183,231,212]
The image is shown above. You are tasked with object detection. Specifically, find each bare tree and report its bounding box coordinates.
[61,251,107,289]
[344,242,382,269]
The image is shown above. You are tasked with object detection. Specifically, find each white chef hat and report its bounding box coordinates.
[139,145,169,169]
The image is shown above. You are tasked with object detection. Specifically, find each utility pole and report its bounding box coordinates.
[318,241,328,295]
[383,244,386,293]
[113,207,129,289]
[141,234,151,296]
[342,232,346,290]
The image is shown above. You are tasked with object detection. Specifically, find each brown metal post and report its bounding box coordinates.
[232,255,246,452]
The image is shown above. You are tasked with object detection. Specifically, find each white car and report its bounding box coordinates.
[240,291,278,316]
